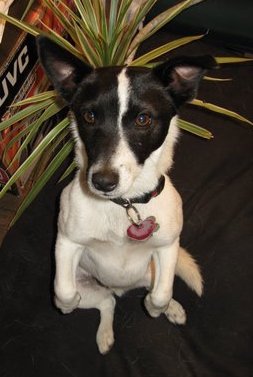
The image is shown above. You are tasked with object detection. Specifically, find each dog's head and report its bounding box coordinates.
[37,36,215,199]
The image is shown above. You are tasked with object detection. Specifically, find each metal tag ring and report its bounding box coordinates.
[126,204,142,226]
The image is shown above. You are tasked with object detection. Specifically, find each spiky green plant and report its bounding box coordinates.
[0,0,252,224]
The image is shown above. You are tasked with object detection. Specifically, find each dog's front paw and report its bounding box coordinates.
[54,292,81,314]
[165,298,186,325]
[144,293,168,318]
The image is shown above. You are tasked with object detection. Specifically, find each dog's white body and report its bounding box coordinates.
[37,37,214,353]
[57,169,181,291]
[57,119,182,291]
[55,116,201,354]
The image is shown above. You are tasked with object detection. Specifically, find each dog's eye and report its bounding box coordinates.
[83,111,95,124]
[135,113,152,127]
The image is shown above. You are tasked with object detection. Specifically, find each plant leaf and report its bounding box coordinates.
[0,99,54,132]
[0,11,40,35]
[130,34,203,66]
[191,99,253,126]
[215,57,253,64]
[57,0,81,24]
[0,10,85,61]
[21,0,36,20]
[43,0,79,46]
[58,160,77,183]
[7,101,65,168]
[74,0,99,36]
[74,23,103,66]
[10,139,73,225]
[112,0,157,65]
[116,0,133,26]
[127,0,204,62]
[204,76,232,82]
[0,117,69,198]
[178,118,213,139]
[38,23,85,61]
[10,91,57,107]
[108,0,118,41]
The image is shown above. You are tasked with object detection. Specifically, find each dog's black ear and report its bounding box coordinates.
[37,36,92,103]
[153,55,217,107]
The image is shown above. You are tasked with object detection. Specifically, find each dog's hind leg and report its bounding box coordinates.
[76,273,116,355]
[164,298,186,325]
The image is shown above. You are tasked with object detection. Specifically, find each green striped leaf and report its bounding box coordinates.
[10,139,73,225]
[0,117,69,198]
[0,99,54,132]
[21,0,36,20]
[0,11,40,35]
[9,90,57,107]
[43,0,79,45]
[204,76,232,82]
[108,0,118,41]
[127,0,204,59]
[58,160,77,183]
[74,23,103,66]
[215,57,253,64]
[130,34,203,66]
[192,99,253,126]
[178,118,213,139]
[6,101,65,168]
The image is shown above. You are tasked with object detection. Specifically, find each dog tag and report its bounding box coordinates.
[127,216,159,241]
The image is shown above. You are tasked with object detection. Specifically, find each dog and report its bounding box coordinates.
[37,36,215,354]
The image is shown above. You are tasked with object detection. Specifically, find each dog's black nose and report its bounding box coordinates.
[92,171,119,192]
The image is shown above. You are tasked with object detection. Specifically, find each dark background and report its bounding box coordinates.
[0,1,253,376]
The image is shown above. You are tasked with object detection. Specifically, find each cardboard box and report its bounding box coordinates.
[0,0,73,194]
[0,1,31,192]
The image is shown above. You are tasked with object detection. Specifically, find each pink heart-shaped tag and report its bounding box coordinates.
[127,216,159,241]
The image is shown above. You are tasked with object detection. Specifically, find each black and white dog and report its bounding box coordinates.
[37,36,215,354]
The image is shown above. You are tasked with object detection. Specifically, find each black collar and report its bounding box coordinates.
[111,175,165,207]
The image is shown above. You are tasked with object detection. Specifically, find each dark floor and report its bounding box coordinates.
[0,193,21,246]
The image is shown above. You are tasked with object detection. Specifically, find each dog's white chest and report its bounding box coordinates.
[59,175,182,289]
[79,237,153,288]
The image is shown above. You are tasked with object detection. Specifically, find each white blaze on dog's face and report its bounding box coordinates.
[83,66,144,198]
[37,37,216,199]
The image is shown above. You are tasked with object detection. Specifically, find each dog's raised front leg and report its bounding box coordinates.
[54,233,83,314]
[145,239,179,318]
